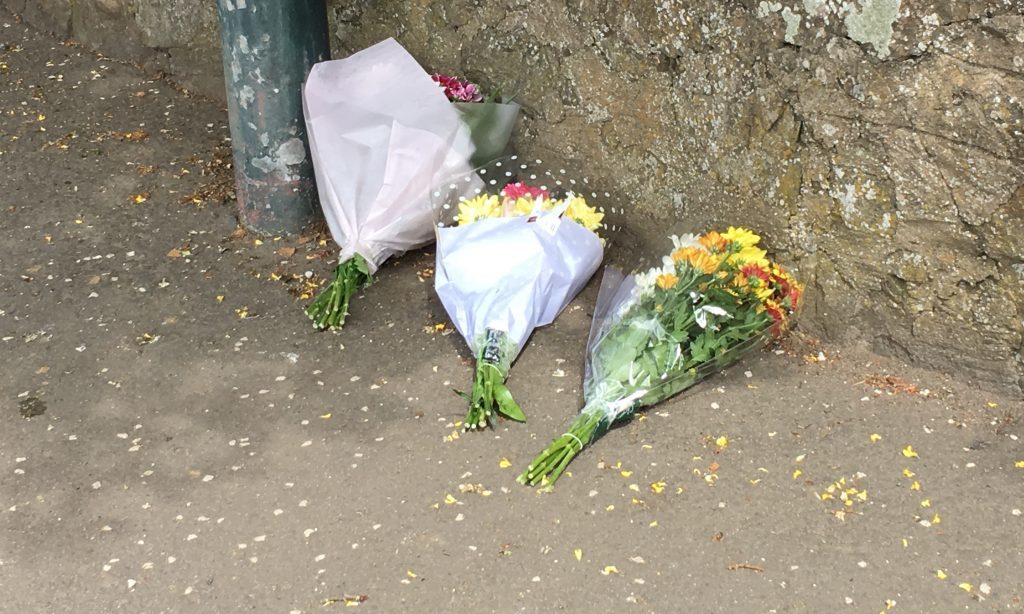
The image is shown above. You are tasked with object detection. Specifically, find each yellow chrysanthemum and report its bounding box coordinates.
[512,196,536,216]
[729,245,769,267]
[563,196,604,232]
[455,194,500,226]
[722,227,760,249]
[656,273,679,290]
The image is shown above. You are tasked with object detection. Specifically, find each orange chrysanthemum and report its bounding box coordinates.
[686,250,720,274]
[699,231,728,252]
[671,246,702,263]
[656,273,679,290]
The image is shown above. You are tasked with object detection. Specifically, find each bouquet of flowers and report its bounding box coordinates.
[519,228,803,488]
[432,74,520,168]
[433,158,605,430]
[302,39,474,330]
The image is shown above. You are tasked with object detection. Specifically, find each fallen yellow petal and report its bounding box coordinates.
[869,433,882,443]
[792,469,802,479]
[574,549,583,562]
[649,520,658,527]
[406,570,417,578]
[320,413,332,419]
[920,499,931,508]
[901,538,908,548]
[601,565,619,575]
[715,436,728,448]
[1014,460,1024,469]
[931,513,941,524]
[958,582,972,592]
[911,481,921,491]
[498,457,512,469]
[650,481,666,494]
[444,494,457,505]
[902,468,915,478]
[620,470,633,478]
[936,569,947,580]
[902,445,919,459]
[628,484,640,492]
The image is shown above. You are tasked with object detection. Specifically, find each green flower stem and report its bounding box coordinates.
[460,328,525,430]
[305,254,373,331]
[517,405,607,489]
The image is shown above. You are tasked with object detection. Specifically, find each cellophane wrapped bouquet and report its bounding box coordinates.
[302,39,474,330]
[432,74,520,168]
[519,228,803,488]
[433,158,606,430]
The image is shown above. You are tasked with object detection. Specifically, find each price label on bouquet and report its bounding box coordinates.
[528,213,562,236]
[482,328,507,365]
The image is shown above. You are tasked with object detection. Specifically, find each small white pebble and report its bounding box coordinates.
[710,402,719,410]
[186,534,197,541]
[303,529,316,538]
[273,509,283,516]
[298,500,308,507]
[857,561,867,568]
[184,586,193,595]
[253,535,266,542]
[167,556,176,564]
[314,554,326,562]
[1012,509,1021,516]
[455,513,465,521]
[141,562,153,570]
[301,440,312,447]
[744,370,753,378]
[127,579,136,590]
[532,576,541,582]
[844,597,853,605]
[92,481,101,490]
[980,583,991,595]
[202,475,214,482]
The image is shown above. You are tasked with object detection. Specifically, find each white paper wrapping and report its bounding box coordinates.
[434,206,604,357]
[302,38,474,272]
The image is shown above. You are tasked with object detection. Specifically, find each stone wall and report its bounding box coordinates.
[5,0,1023,393]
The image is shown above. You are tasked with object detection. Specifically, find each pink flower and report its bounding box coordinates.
[432,73,485,103]
[501,182,549,201]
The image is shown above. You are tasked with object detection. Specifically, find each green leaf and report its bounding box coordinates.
[492,383,526,422]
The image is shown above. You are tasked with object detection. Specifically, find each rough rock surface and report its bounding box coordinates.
[3,0,1022,393]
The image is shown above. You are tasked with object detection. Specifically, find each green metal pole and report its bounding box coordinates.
[216,0,329,235]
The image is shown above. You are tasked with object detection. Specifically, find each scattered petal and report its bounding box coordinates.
[902,445,919,459]
[574,549,583,562]
[869,434,882,443]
